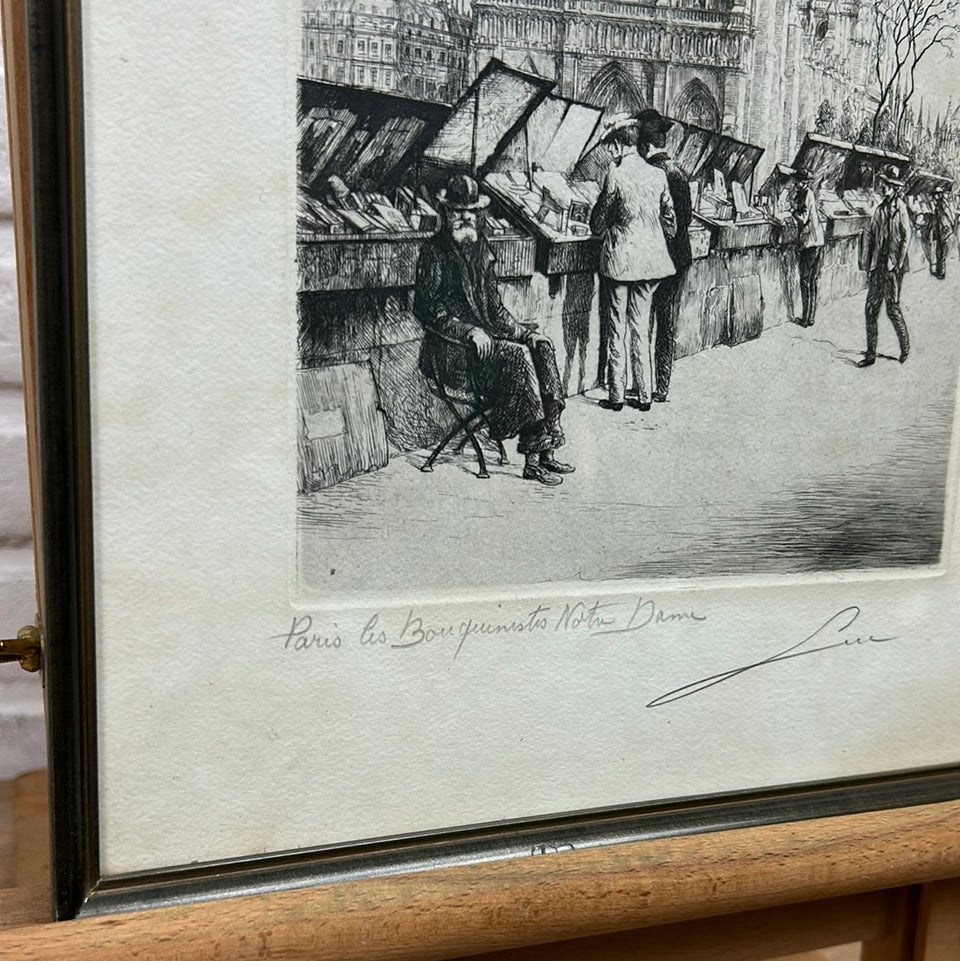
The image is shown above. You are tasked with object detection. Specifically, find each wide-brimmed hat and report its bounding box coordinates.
[599,113,639,144]
[794,165,815,183]
[877,164,905,188]
[634,107,674,137]
[437,174,490,211]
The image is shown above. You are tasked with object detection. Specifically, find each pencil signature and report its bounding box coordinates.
[647,606,897,708]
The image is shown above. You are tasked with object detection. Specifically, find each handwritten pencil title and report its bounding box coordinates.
[269,600,899,707]
[272,596,707,660]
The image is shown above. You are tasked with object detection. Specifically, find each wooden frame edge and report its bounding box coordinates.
[4,0,958,932]
[2,0,99,922]
[0,796,958,959]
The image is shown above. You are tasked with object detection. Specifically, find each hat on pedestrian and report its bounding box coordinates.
[877,164,905,188]
[793,165,815,183]
[437,174,490,211]
[600,113,640,145]
[634,107,674,138]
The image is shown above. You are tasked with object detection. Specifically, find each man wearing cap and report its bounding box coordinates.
[590,121,677,412]
[414,174,573,486]
[635,107,692,403]
[793,166,826,328]
[858,165,911,367]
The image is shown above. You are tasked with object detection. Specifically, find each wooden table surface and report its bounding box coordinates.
[1,771,958,961]
[0,772,50,930]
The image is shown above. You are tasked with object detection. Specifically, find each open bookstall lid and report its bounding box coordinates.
[756,162,797,199]
[298,79,450,196]
[906,169,954,195]
[491,93,605,178]
[789,134,852,189]
[666,121,764,185]
[422,59,556,175]
[851,140,912,166]
[790,133,912,193]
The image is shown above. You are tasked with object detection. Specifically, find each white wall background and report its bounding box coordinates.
[0,34,46,779]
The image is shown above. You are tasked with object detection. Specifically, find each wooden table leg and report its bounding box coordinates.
[912,879,960,961]
[0,771,50,929]
[0,780,15,889]
[861,886,920,961]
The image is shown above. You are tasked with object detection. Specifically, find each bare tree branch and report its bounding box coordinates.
[869,0,960,144]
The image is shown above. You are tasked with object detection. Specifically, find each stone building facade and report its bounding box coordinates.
[469,0,886,182]
[302,0,897,183]
[747,0,876,181]
[470,0,754,135]
[301,0,470,102]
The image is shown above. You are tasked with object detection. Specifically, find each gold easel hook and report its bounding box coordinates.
[0,624,42,673]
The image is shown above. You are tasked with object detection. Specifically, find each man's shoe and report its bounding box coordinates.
[522,465,563,486]
[599,399,624,411]
[629,399,652,412]
[652,392,668,403]
[857,355,876,368]
[540,457,575,475]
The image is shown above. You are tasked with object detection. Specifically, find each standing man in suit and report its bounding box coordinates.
[858,165,911,368]
[793,166,826,328]
[636,108,692,404]
[590,122,677,412]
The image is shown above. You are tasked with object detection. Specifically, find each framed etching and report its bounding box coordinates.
[4,0,960,923]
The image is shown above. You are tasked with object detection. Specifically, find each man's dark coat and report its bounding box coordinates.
[646,153,693,270]
[413,233,564,447]
[647,151,693,397]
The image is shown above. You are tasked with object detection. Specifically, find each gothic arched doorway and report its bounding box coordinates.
[673,78,721,131]
[583,61,647,114]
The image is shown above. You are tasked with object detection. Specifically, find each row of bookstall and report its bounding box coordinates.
[296,60,950,491]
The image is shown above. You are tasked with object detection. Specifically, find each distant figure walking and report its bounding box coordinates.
[932,186,954,280]
[858,165,911,368]
[793,166,826,328]
[590,121,677,412]
[636,108,692,404]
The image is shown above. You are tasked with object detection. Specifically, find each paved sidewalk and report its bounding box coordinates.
[298,266,960,599]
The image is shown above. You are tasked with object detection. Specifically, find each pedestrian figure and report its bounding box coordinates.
[793,166,826,328]
[908,198,935,275]
[636,108,692,404]
[590,121,677,412]
[932,186,954,280]
[857,165,911,368]
[413,174,574,485]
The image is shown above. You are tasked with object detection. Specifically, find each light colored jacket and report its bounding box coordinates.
[590,153,677,282]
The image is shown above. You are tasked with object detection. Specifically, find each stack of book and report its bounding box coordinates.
[394,187,441,232]
[731,182,766,223]
[696,195,730,220]
[486,171,599,240]
[840,188,875,217]
[297,182,440,237]
[485,215,517,236]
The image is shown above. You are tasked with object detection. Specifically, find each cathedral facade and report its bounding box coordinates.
[748,0,875,179]
[471,0,880,181]
[471,0,754,135]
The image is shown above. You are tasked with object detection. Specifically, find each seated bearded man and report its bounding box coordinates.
[413,174,574,486]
